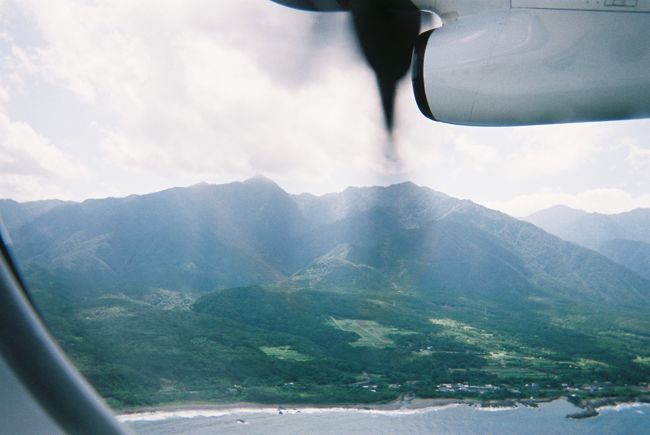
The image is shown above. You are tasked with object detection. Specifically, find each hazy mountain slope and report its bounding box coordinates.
[289,209,537,304]
[9,178,306,295]
[524,205,588,237]
[296,185,650,304]
[0,199,69,232]
[526,206,623,249]
[598,239,650,280]
[611,208,650,243]
[6,179,650,306]
[447,205,650,304]
[294,182,458,228]
[526,206,650,282]
[526,206,650,248]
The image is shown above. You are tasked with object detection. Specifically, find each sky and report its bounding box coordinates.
[1,0,650,217]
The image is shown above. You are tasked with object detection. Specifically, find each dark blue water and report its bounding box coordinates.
[122,400,650,434]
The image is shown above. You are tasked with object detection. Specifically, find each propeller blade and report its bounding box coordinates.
[270,0,421,133]
[269,0,350,11]
[349,0,420,132]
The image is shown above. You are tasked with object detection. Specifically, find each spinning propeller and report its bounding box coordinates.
[270,0,421,133]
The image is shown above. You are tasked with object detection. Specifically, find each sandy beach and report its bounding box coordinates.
[116,395,650,423]
[114,397,550,422]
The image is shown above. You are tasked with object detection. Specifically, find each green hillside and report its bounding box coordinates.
[3,179,650,409]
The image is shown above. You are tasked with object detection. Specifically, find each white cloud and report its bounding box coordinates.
[0,111,88,200]
[3,0,392,196]
[504,124,603,179]
[0,173,76,202]
[0,0,649,214]
[625,142,650,169]
[20,0,151,106]
[0,112,87,178]
[453,135,501,172]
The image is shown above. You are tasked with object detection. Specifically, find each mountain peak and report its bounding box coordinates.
[390,180,419,189]
[527,205,588,220]
[244,175,280,187]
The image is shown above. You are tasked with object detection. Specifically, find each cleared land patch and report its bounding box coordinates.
[80,306,131,321]
[329,317,412,348]
[259,346,312,362]
[430,317,498,348]
[482,366,549,380]
[576,358,609,368]
[634,356,650,366]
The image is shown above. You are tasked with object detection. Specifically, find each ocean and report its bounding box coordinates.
[121,399,650,434]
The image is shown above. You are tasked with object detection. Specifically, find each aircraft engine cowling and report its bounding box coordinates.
[412,9,650,126]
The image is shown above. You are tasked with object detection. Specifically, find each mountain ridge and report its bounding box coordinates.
[3,178,649,306]
[3,178,650,408]
[526,205,650,280]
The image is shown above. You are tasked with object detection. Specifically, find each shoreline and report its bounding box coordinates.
[116,395,650,422]
[114,396,552,423]
[116,397,464,418]
[566,395,650,419]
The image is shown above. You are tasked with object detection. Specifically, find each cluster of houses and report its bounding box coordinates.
[436,383,500,394]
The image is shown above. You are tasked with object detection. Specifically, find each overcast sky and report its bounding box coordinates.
[1,0,650,217]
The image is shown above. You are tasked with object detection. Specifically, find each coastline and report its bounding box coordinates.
[116,395,650,423]
[115,396,550,423]
[566,395,650,419]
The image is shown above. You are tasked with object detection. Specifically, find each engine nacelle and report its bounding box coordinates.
[412,8,650,126]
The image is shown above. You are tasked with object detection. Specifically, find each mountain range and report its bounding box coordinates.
[526,205,650,280]
[1,178,649,408]
[4,177,650,305]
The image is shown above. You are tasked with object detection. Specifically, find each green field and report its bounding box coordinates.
[31,285,650,409]
[328,318,412,348]
[634,356,650,366]
[260,346,312,362]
